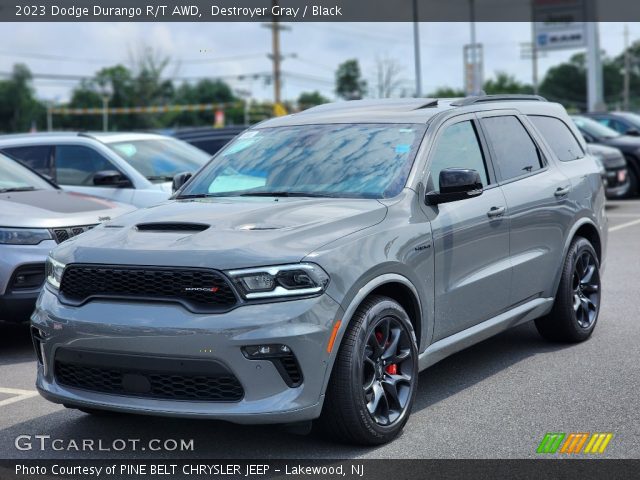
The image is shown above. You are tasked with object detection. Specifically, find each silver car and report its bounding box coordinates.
[0,132,212,207]
[33,96,607,445]
[0,154,135,322]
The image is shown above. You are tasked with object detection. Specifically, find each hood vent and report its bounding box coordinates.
[136,222,209,233]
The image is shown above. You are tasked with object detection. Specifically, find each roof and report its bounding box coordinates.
[258,95,558,128]
[0,131,170,146]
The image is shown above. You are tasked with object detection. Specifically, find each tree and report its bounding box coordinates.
[0,64,44,133]
[297,91,329,109]
[374,55,405,98]
[483,72,533,95]
[539,52,629,111]
[428,86,465,97]
[335,59,367,100]
[172,79,238,126]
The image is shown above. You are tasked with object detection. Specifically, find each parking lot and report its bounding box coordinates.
[0,199,638,460]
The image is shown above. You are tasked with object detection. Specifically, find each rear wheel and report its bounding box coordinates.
[535,237,601,342]
[317,295,418,445]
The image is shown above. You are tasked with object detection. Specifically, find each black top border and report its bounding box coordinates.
[2,0,640,22]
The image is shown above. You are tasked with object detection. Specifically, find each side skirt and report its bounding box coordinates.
[418,297,554,371]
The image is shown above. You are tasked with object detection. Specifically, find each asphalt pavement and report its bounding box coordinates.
[1,200,639,460]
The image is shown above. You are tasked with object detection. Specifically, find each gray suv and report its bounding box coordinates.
[32,95,607,445]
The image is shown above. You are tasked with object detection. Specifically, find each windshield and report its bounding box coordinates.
[617,112,640,129]
[0,153,53,192]
[179,123,427,199]
[107,137,211,181]
[572,116,620,139]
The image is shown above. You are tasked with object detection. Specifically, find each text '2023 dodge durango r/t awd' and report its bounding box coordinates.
[32,95,607,445]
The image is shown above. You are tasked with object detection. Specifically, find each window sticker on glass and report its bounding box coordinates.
[222,138,261,156]
[395,144,411,154]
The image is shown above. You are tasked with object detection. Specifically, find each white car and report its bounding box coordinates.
[0,132,212,207]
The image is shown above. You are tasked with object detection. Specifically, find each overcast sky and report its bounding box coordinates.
[1,22,638,103]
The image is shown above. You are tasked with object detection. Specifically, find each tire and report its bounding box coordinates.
[535,237,601,343]
[625,166,639,198]
[317,295,419,445]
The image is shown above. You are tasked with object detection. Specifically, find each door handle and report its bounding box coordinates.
[554,185,571,197]
[487,206,505,218]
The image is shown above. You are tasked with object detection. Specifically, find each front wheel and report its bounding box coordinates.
[317,295,418,445]
[535,237,601,342]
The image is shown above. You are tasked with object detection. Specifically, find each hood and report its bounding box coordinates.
[587,144,626,169]
[599,135,640,152]
[0,190,136,228]
[53,197,387,269]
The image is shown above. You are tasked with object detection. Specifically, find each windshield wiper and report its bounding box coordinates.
[0,186,36,193]
[239,191,338,198]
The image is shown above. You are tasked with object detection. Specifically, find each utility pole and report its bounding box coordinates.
[623,24,630,111]
[531,23,539,94]
[262,1,291,107]
[469,0,482,95]
[586,22,604,112]
[412,0,422,97]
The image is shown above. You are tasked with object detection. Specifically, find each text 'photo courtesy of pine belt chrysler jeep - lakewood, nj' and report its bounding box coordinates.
[31,95,607,445]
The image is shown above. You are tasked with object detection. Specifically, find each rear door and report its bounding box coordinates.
[426,114,512,341]
[478,112,574,306]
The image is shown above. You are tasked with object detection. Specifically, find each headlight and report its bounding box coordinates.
[45,256,66,290]
[227,263,329,300]
[0,227,52,245]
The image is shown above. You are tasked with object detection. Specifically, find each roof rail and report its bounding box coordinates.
[451,94,547,107]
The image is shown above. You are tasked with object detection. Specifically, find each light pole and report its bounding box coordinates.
[412,0,422,97]
[100,84,113,132]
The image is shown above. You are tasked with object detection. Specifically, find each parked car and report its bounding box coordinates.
[584,111,640,137]
[33,96,606,445]
[165,126,246,156]
[0,132,212,207]
[586,144,630,198]
[0,153,134,323]
[572,115,640,197]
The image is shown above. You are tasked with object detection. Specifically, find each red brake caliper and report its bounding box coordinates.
[376,331,397,375]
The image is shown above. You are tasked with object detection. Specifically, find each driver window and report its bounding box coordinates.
[429,121,489,191]
[55,145,115,186]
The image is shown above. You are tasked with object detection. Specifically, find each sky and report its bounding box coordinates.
[1,22,638,103]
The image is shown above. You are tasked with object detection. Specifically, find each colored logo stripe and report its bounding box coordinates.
[537,432,613,454]
[584,433,613,454]
[537,433,565,453]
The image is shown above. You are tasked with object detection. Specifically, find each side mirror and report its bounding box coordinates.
[625,128,640,137]
[172,171,193,193]
[93,170,132,188]
[425,168,483,205]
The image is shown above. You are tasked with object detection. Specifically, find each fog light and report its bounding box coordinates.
[242,344,291,359]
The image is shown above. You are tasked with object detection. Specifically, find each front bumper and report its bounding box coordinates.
[31,288,343,424]
[0,241,55,322]
[605,167,631,198]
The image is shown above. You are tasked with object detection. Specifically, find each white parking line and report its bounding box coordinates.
[609,218,640,232]
[0,387,38,407]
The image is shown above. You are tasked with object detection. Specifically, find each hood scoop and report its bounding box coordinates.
[136,222,209,233]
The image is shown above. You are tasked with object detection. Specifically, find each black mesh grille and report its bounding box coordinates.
[59,265,238,312]
[50,225,96,244]
[272,354,303,387]
[54,355,244,402]
[136,223,209,232]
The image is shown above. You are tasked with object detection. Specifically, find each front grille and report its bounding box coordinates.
[50,225,96,244]
[54,349,244,402]
[59,265,238,312]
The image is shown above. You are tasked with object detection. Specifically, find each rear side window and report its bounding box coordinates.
[55,145,115,186]
[1,145,53,177]
[529,115,584,161]
[481,116,543,181]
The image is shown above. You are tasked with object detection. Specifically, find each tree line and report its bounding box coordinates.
[1,41,640,133]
